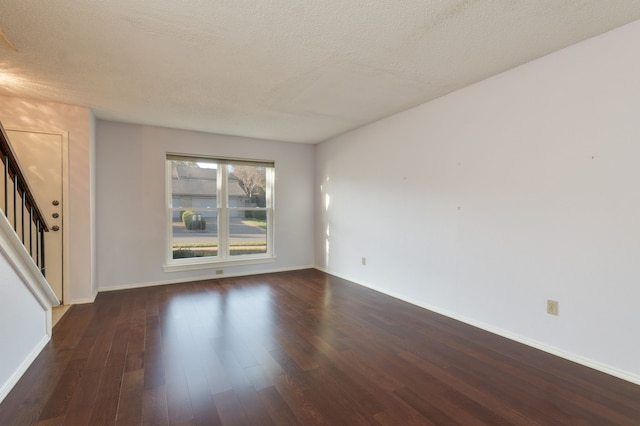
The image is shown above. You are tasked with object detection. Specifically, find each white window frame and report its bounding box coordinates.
[163,154,275,272]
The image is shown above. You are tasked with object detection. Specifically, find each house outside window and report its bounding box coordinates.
[165,154,275,270]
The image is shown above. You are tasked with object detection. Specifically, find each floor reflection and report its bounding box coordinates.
[159,281,286,396]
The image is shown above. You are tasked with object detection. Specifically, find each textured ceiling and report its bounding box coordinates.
[1,1,640,143]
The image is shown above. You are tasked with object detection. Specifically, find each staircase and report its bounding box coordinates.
[0,120,59,403]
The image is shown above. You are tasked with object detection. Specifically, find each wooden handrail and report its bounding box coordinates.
[0,121,49,232]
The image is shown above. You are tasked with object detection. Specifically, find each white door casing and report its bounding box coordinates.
[6,129,68,304]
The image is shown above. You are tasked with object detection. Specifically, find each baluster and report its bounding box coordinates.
[13,172,18,231]
[29,204,33,256]
[40,221,46,277]
[21,189,26,243]
[3,153,8,215]
[36,218,40,271]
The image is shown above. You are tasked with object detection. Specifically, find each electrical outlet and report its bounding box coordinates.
[216,269,224,275]
[361,257,366,266]
[547,299,559,315]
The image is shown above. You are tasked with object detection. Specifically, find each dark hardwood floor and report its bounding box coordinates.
[1,269,638,425]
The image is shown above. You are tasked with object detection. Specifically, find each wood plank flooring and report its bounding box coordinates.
[1,269,638,425]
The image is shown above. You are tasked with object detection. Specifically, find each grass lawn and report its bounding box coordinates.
[173,242,267,258]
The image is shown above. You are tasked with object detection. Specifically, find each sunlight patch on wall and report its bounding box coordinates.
[325,223,331,268]
[0,71,21,86]
[0,70,43,98]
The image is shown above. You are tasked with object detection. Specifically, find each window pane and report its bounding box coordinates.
[227,165,267,208]
[172,209,218,259]
[167,155,273,265]
[229,210,268,256]
[171,160,218,208]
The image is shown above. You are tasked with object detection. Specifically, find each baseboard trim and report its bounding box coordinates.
[315,266,640,386]
[68,287,98,305]
[0,335,50,404]
[98,265,315,293]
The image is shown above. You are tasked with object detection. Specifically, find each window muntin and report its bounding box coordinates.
[167,155,274,265]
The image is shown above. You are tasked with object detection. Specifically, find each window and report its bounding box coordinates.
[165,154,274,270]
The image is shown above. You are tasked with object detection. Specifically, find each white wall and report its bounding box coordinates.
[0,251,47,402]
[316,20,640,383]
[95,121,315,288]
[0,209,57,402]
[0,96,95,303]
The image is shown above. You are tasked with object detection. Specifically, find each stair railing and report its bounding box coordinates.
[0,121,49,276]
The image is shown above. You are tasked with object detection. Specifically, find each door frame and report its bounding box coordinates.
[6,127,70,305]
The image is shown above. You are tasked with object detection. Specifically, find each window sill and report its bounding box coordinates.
[163,255,277,272]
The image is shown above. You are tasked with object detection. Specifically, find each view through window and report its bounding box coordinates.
[167,155,274,264]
